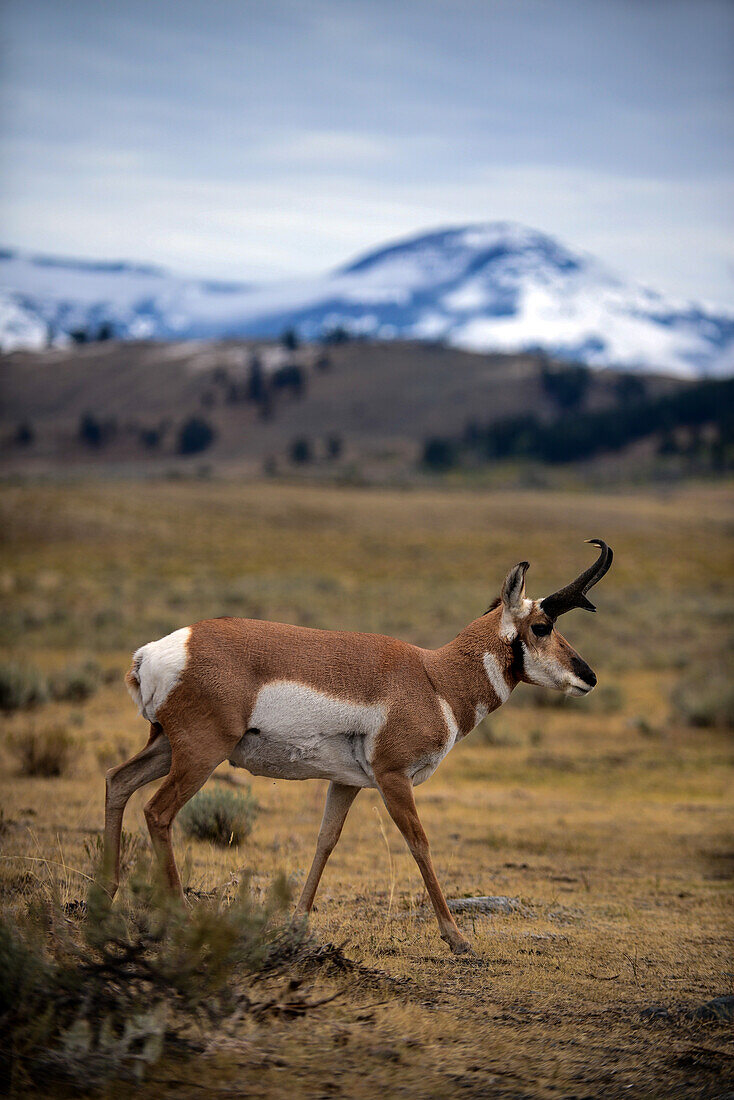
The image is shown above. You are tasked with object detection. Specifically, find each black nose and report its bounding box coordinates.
[571,657,597,688]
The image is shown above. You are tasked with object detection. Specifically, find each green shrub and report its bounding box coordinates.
[472,716,518,747]
[0,660,102,712]
[630,715,658,738]
[0,663,49,711]
[575,683,625,714]
[9,727,76,777]
[511,686,568,709]
[178,785,258,846]
[0,864,307,1090]
[510,683,624,714]
[672,670,734,729]
[49,661,102,703]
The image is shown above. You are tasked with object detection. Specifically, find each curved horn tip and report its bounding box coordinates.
[585,538,613,565]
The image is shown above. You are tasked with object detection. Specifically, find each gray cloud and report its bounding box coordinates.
[1,0,732,299]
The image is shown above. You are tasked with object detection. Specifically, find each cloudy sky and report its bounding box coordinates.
[1,0,732,301]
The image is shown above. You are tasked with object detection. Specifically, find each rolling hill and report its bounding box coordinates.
[1,338,719,480]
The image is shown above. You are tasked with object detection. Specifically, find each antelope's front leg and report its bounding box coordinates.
[376,769,473,956]
[296,781,360,916]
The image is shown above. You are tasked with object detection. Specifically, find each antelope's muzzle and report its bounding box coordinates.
[571,656,597,690]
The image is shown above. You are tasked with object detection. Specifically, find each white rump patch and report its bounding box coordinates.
[474,703,489,727]
[231,680,387,787]
[483,652,511,704]
[130,626,191,721]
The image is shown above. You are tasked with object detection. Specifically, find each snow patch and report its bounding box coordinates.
[1,225,732,376]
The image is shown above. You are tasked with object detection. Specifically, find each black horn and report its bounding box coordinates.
[540,539,613,620]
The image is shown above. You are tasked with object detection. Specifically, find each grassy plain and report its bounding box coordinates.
[1,477,732,1098]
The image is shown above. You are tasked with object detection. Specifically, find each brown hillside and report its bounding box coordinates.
[0,339,684,476]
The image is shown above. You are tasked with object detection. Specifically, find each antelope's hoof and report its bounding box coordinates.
[445,936,476,957]
[97,874,118,897]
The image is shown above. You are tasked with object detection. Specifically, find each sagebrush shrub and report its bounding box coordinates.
[0,863,305,1090]
[0,659,103,712]
[49,661,102,703]
[511,686,568,709]
[0,663,49,711]
[10,727,76,777]
[509,682,625,714]
[672,670,734,729]
[178,785,258,846]
[575,683,625,714]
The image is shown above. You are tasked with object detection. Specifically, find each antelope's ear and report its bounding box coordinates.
[501,561,529,611]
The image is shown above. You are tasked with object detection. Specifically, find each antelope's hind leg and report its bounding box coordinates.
[376,770,473,956]
[296,781,360,917]
[103,724,172,896]
[142,725,235,902]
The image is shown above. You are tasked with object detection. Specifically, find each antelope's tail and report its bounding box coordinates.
[125,652,144,714]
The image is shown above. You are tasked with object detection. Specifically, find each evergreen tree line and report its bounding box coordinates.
[75,412,215,455]
[423,376,734,471]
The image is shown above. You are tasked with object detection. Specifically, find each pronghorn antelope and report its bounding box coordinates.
[105,539,612,955]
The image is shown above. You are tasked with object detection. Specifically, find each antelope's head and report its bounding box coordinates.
[498,540,613,697]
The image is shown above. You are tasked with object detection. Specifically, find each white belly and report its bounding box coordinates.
[229,680,386,788]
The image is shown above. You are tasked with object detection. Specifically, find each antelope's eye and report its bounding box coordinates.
[531,622,552,637]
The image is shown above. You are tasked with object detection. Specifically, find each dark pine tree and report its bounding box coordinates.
[177,417,216,455]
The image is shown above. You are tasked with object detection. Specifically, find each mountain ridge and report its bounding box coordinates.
[1,223,732,376]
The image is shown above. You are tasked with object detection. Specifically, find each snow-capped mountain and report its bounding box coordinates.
[0,289,50,352]
[0,249,253,348]
[1,225,732,376]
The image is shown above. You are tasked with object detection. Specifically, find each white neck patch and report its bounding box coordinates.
[437,695,460,748]
[483,652,511,705]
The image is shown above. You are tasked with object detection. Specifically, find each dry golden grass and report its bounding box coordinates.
[1,477,732,1098]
